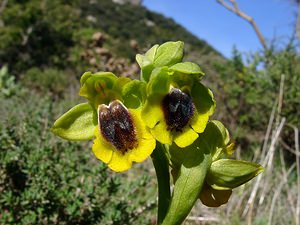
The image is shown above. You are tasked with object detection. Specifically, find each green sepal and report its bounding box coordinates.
[191,82,216,116]
[136,44,159,82]
[80,71,92,86]
[145,44,159,62]
[51,103,97,141]
[122,80,147,109]
[153,41,184,67]
[162,138,212,225]
[147,67,170,96]
[136,44,158,67]
[79,72,131,107]
[79,72,118,101]
[170,62,204,78]
[207,159,264,190]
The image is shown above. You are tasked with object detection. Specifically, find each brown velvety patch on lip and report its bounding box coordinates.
[98,101,138,154]
[162,88,195,132]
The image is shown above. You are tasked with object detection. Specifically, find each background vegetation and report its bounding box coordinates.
[0,0,299,224]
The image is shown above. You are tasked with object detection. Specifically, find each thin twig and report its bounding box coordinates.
[268,163,296,225]
[277,74,285,117]
[216,0,268,50]
[261,101,277,161]
[259,118,286,205]
[242,118,286,217]
[280,146,297,222]
[280,139,300,157]
[292,125,300,225]
[258,74,286,206]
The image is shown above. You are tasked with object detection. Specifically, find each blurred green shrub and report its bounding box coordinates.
[21,68,70,97]
[214,45,300,149]
[0,66,19,97]
[0,92,155,224]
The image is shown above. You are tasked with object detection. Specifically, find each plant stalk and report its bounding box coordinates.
[151,143,171,225]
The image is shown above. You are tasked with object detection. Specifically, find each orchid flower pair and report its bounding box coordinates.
[52,41,263,225]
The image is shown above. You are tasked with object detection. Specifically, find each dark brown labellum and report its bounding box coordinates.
[162,88,195,131]
[98,101,138,153]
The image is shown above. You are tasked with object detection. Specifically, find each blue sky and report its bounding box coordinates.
[142,0,297,58]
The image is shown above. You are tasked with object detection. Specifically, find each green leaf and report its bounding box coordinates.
[163,138,212,225]
[170,62,204,77]
[51,103,97,141]
[153,41,184,67]
[207,159,264,190]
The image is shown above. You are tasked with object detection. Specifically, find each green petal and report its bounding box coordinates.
[207,159,264,190]
[153,41,184,67]
[51,103,96,141]
[135,54,144,68]
[191,81,216,116]
[171,72,196,90]
[122,80,147,109]
[136,44,159,82]
[147,67,170,96]
[79,72,118,102]
[170,62,204,77]
[80,71,92,86]
[145,44,159,62]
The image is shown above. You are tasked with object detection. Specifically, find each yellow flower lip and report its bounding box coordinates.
[93,102,156,172]
[142,81,215,148]
[98,100,138,153]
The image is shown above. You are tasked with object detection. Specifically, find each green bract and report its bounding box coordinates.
[207,159,264,190]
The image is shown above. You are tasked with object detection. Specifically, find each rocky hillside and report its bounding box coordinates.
[0,0,224,80]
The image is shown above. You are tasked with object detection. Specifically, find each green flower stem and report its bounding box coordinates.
[162,145,212,225]
[151,143,171,225]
